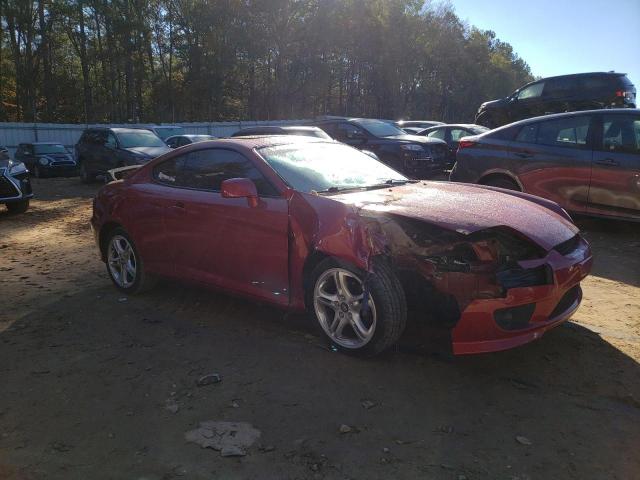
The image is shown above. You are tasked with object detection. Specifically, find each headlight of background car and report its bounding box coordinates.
[38,156,52,166]
[8,159,28,175]
[400,144,423,151]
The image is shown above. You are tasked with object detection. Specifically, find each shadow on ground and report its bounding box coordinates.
[1,281,638,480]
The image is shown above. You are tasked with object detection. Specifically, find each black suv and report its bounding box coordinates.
[314,118,449,177]
[75,127,170,182]
[475,72,636,128]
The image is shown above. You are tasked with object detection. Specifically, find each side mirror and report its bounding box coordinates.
[221,178,259,208]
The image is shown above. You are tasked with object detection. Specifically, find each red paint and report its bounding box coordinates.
[91,137,592,354]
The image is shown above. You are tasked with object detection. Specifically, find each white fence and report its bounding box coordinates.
[0,119,310,157]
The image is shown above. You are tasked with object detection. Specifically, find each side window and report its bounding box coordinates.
[450,129,469,141]
[180,149,278,196]
[178,137,190,147]
[601,115,640,154]
[316,123,336,138]
[166,137,177,148]
[537,116,591,149]
[543,77,576,97]
[106,132,117,148]
[94,131,107,146]
[335,123,365,141]
[517,82,545,100]
[153,155,188,186]
[515,124,539,144]
[427,128,445,140]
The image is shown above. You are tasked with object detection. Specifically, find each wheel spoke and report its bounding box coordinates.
[317,295,335,308]
[351,314,370,341]
[120,264,128,284]
[113,239,125,255]
[335,271,354,300]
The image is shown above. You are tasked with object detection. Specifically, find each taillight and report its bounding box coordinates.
[458,139,477,150]
[615,90,624,97]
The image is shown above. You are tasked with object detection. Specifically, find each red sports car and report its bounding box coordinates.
[91,137,592,356]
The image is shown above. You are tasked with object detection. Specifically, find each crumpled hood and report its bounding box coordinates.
[331,182,579,251]
[124,146,170,159]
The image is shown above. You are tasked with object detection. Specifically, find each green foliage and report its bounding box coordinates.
[0,0,533,123]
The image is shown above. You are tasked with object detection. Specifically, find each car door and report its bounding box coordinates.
[509,114,594,213]
[334,122,370,150]
[588,112,640,219]
[161,148,290,305]
[540,77,577,115]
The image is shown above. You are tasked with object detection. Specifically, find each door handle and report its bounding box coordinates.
[594,158,620,167]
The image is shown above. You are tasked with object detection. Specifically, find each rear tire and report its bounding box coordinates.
[6,199,29,214]
[308,257,406,357]
[481,175,520,191]
[105,227,157,294]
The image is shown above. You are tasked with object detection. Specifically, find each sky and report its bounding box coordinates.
[449,0,640,88]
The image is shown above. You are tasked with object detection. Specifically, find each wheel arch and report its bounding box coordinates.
[478,170,523,191]
[98,221,124,261]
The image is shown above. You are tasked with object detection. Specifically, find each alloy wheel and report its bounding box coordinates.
[313,268,377,349]
[107,235,137,288]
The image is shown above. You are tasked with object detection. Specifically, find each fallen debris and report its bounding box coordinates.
[185,421,261,456]
[196,373,222,386]
[361,399,377,410]
[515,435,532,445]
[339,424,352,434]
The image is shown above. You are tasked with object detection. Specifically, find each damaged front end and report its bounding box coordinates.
[357,212,592,354]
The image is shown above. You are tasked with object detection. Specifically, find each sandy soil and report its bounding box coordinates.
[0,177,639,480]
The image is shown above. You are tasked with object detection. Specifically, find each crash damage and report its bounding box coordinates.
[288,181,593,355]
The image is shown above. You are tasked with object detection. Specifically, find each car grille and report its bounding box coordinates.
[51,160,76,166]
[0,169,20,198]
[554,235,581,256]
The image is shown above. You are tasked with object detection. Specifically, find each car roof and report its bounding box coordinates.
[532,71,628,82]
[481,108,640,137]
[425,124,485,129]
[198,135,327,150]
[21,142,64,145]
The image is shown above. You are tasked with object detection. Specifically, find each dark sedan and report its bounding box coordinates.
[14,142,78,178]
[418,124,489,167]
[231,125,332,139]
[92,136,591,356]
[165,134,217,148]
[314,118,449,178]
[450,109,640,221]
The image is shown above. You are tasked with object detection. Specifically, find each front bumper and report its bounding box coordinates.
[0,170,33,202]
[451,237,593,354]
[402,156,447,178]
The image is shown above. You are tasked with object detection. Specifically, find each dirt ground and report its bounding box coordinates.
[1,177,639,480]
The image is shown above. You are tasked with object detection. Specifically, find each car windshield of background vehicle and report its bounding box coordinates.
[34,144,67,154]
[517,82,544,100]
[355,119,406,137]
[258,142,408,193]
[117,131,167,148]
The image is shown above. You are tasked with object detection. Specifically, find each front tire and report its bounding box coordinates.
[6,199,29,214]
[105,228,157,294]
[79,160,95,184]
[309,258,406,356]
